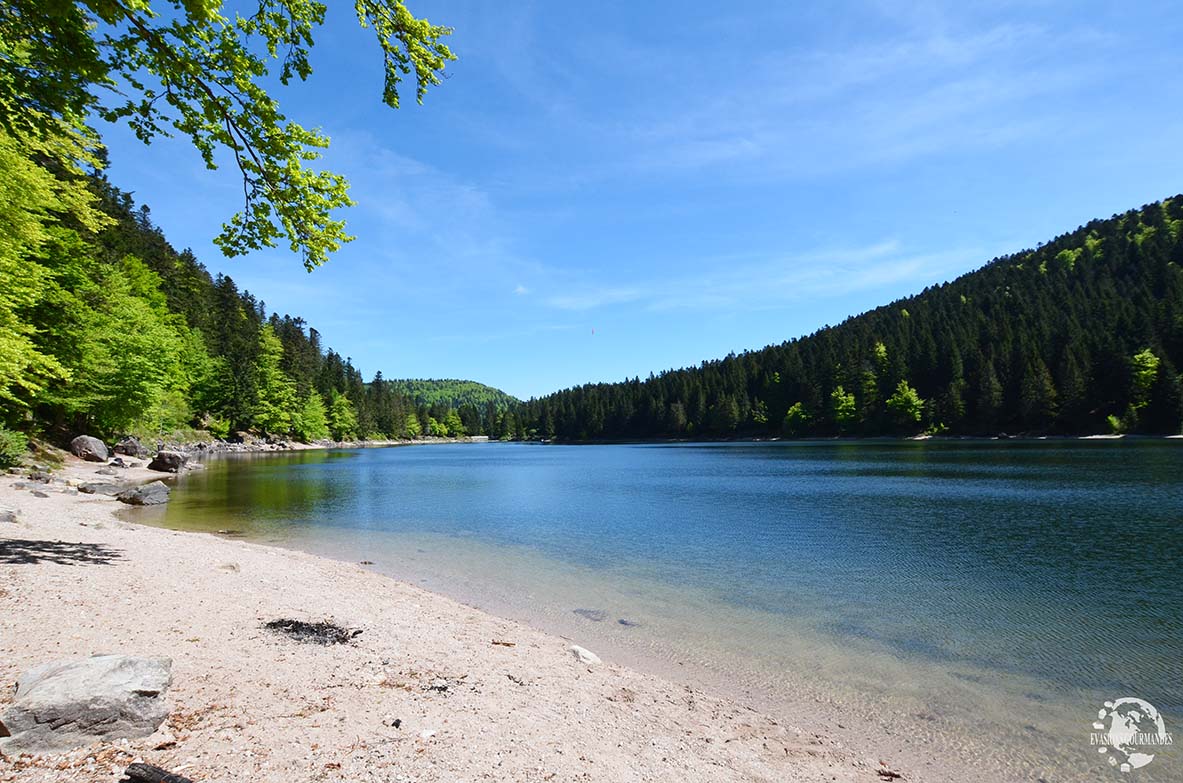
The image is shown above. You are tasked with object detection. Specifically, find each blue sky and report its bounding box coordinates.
[100,1,1183,400]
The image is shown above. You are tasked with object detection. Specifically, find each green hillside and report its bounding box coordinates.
[388,379,519,412]
[518,197,1183,439]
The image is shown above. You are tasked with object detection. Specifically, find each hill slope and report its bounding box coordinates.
[387,379,519,412]
[519,197,1183,439]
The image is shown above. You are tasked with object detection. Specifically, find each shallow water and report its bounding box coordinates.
[137,440,1183,781]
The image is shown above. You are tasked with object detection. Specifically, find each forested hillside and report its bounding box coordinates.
[518,199,1183,440]
[0,133,514,460]
[387,379,518,412]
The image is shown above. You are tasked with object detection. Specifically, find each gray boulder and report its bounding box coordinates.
[0,655,171,753]
[69,436,108,463]
[0,510,17,523]
[117,481,170,506]
[78,482,125,496]
[147,451,187,473]
[113,436,149,459]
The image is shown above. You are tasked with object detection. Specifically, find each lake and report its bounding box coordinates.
[136,440,1183,782]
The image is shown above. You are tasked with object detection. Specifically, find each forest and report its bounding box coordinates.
[518,198,1183,440]
[0,135,516,464]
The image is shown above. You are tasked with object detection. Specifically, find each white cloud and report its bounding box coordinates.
[536,240,981,314]
[545,286,643,311]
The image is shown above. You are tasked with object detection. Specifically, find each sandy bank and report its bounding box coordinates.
[0,456,893,783]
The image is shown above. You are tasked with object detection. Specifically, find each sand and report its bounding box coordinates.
[0,456,900,783]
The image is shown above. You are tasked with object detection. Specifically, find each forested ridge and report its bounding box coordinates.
[518,198,1183,440]
[387,380,519,413]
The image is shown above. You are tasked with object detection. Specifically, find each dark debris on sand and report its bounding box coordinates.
[262,618,362,645]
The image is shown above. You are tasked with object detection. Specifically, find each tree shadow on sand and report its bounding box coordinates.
[0,538,123,566]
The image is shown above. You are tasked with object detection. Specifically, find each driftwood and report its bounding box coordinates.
[120,762,194,783]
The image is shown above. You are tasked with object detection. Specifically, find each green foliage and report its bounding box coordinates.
[427,415,448,437]
[327,391,359,441]
[0,128,106,406]
[0,426,27,467]
[1130,349,1160,406]
[885,380,924,429]
[1,0,455,270]
[205,415,231,440]
[782,402,810,437]
[404,411,422,438]
[830,386,856,433]
[292,393,330,442]
[251,325,298,434]
[38,249,190,434]
[442,408,465,437]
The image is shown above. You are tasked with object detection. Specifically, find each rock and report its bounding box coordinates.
[69,435,108,462]
[147,451,187,473]
[569,644,602,665]
[0,654,172,753]
[27,470,52,483]
[573,608,607,622]
[109,457,127,468]
[95,467,117,476]
[0,510,17,524]
[113,436,149,459]
[30,490,49,498]
[117,481,170,506]
[79,482,125,496]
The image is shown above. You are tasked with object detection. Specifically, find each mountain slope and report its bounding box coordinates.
[388,379,519,412]
[519,197,1183,439]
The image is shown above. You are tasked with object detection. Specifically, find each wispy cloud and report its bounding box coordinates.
[545,286,643,311]
[537,240,981,314]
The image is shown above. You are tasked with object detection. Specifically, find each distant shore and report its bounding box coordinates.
[0,455,893,783]
[521,432,1183,446]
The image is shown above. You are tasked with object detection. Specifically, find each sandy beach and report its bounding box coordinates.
[0,455,899,783]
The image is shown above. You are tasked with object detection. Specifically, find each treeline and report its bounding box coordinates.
[0,128,512,448]
[517,198,1183,440]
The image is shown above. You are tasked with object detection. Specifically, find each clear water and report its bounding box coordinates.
[138,441,1183,782]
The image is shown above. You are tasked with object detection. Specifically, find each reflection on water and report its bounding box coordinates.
[134,440,1183,782]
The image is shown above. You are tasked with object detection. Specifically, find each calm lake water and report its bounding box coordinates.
[138,440,1183,782]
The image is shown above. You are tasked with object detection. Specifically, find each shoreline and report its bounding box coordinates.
[1,456,888,783]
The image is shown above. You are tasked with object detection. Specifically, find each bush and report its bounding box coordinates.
[0,427,28,468]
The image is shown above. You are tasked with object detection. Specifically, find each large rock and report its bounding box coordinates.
[569,644,602,665]
[113,436,149,459]
[0,655,171,753]
[78,482,126,496]
[69,436,108,463]
[117,481,170,506]
[147,451,187,473]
